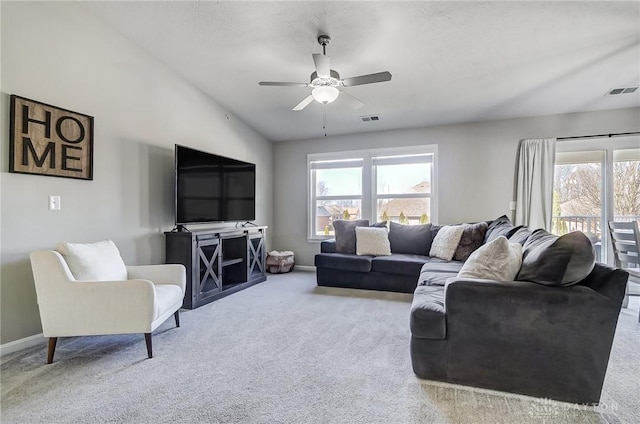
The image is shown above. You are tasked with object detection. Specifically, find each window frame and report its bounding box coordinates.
[307,144,438,241]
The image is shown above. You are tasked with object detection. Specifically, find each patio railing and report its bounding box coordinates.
[551,215,640,239]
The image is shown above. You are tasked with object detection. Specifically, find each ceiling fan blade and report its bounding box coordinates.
[259,81,309,87]
[292,94,314,111]
[339,91,364,110]
[341,71,392,87]
[312,54,331,78]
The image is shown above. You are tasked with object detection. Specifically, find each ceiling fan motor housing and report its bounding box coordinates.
[310,70,341,87]
[318,35,331,46]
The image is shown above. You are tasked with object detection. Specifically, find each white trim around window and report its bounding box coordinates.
[307,144,438,241]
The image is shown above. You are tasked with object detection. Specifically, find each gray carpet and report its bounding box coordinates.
[1,271,639,424]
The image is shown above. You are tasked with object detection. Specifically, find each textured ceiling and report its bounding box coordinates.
[81,1,640,142]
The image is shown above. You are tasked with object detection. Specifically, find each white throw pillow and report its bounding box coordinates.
[457,236,523,281]
[355,227,391,256]
[56,240,128,281]
[429,225,465,261]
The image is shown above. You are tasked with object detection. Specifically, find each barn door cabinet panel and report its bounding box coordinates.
[165,227,267,309]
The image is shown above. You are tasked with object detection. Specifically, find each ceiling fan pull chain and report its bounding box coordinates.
[323,106,327,137]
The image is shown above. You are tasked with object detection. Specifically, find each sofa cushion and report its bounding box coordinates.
[458,236,523,281]
[333,219,369,254]
[314,253,373,273]
[56,240,127,281]
[509,227,533,245]
[430,225,465,260]
[371,254,431,276]
[388,222,433,255]
[356,227,391,256]
[454,222,489,261]
[418,260,464,286]
[485,215,522,243]
[410,285,446,340]
[517,229,596,286]
[320,239,337,253]
[420,259,465,273]
[370,221,388,228]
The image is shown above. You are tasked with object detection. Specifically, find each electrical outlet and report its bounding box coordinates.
[509,200,517,211]
[49,195,61,211]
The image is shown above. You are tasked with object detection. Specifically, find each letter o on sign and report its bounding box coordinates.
[55,116,85,144]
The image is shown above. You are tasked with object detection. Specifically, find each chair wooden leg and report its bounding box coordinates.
[144,333,153,358]
[47,337,58,364]
[174,310,180,328]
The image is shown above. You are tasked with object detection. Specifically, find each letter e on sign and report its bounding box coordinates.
[9,95,93,180]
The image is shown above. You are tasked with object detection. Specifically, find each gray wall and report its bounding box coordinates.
[0,2,273,344]
[272,107,640,266]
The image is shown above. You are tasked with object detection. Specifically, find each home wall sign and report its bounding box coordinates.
[9,95,93,180]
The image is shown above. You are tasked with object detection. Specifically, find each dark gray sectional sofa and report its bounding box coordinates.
[314,216,629,404]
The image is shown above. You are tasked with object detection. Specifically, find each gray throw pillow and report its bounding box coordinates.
[333,219,369,254]
[485,215,522,243]
[516,229,596,286]
[388,222,433,255]
[454,222,489,261]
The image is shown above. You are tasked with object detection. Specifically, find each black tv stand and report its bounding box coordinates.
[239,221,258,228]
[164,226,267,309]
[174,225,190,233]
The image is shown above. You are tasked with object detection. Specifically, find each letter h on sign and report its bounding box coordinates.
[9,95,94,180]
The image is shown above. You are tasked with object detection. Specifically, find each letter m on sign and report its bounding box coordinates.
[9,95,94,180]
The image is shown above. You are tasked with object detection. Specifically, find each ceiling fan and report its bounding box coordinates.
[259,35,392,111]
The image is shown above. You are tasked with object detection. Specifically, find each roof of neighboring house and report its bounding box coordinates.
[316,206,332,217]
[408,181,431,193]
[316,205,360,218]
[379,198,429,217]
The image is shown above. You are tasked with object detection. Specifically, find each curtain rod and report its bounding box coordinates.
[557,131,640,141]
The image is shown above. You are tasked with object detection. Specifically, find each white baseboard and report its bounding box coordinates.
[294,265,316,272]
[0,333,46,357]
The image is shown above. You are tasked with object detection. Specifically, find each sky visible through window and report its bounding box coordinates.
[317,164,431,196]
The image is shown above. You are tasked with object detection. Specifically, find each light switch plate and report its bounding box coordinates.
[49,195,61,211]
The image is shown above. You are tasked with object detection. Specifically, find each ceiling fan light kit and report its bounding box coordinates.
[258,34,392,111]
[312,86,339,104]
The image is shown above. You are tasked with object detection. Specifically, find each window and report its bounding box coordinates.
[308,145,437,240]
[552,136,640,263]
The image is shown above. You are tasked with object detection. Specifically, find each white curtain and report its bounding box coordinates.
[515,138,557,231]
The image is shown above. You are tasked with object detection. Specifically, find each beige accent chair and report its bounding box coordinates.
[29,240,186,363]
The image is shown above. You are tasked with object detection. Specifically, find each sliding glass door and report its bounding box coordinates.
[552,136,640,264]
[553,150,604,261]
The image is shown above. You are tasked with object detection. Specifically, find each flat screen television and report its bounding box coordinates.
[175,144,256,225]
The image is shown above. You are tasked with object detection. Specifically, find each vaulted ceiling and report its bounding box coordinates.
[81,1,640,142]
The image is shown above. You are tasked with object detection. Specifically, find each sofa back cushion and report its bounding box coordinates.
[485,215,523,243]
[333,219,370,254]
[458,236,523,281]
[517,229,596,286]
[388,222,433,255]
[508,227,533,245]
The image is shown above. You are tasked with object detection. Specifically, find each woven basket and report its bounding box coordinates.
[266,250,295,274]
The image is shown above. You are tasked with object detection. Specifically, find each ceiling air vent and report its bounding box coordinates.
[361,115,380,122]
[606,86,638,96]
